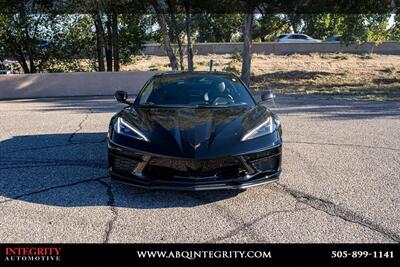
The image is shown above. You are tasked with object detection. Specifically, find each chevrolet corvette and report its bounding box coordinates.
[107,71,282,190]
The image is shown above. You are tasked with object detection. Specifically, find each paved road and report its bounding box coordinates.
[0,95,399,243]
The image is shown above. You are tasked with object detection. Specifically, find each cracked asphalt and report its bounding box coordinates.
[0,95,399,243]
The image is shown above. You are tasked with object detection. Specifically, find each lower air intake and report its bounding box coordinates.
[111,156,140,173]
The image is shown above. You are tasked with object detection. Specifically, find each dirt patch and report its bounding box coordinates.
[121,53,400,101]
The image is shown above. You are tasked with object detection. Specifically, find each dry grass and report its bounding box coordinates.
[122,53,400,101]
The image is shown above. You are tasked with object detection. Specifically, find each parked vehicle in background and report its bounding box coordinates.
[275,34,321,43]
[325,35,360,43]
[325,35,342,42]
[0,60,17,74]
[275,34,289,41]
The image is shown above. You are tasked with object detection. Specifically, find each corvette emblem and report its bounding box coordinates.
[190,143,201,150]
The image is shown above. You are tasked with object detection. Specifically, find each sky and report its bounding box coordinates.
[389,14,395,28]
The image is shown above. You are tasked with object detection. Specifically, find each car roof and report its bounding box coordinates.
[281,33,311,38]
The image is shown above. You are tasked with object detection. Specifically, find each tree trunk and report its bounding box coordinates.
[151,0,178,70]
[18,60,30,73]
[166,0,184,70]
[29,57,36,73]
[16,6,31,73]
[105,16,113,72]
[23,17,36,73]
[16,52,30,73]
[184,1,193,71]
[290,15,298,33]
[8,32,30,73]
[94,10,105,71]
[176,35,184,70]
[241,12,253,86]
[111,5,120,71]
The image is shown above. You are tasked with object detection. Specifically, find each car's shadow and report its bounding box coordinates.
[0,132,242,209]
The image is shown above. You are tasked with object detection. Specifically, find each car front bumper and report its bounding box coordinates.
[107,139,282,191]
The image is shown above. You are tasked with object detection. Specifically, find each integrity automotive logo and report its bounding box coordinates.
[3,246,62,263]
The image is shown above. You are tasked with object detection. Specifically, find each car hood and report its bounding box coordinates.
[113,105,280,159]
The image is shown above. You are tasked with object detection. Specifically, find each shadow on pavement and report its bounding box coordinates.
[272,94,400,120]
[0,133,242,209]
[3,96,125,113]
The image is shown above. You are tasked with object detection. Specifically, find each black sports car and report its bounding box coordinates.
[107,72,282,190]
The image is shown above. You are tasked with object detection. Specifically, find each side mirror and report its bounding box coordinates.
[260,91,275,102]
[114,90,131,105]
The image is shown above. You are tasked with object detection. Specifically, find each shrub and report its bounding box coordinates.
[231,49,243,62]
[222,64,240,75]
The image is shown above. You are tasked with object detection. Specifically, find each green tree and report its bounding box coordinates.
[297,14,392,45]
[193,13,243,42]
[365,14,391,43]
[118,14,146,65]
[0,6,56,73]
[302,14,346,40]
[49,15,97,72]
[253,14,290,41]
[0,11,91,73]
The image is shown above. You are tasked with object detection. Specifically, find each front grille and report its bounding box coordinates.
[143,157,245,179]
[111,156,140,173]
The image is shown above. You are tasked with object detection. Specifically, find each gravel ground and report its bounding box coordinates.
[0,95,399,243]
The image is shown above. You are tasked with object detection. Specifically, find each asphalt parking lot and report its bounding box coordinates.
[0,95,399,243]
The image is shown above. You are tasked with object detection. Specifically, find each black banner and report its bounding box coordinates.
[0,243,399,266]
[0,0,399,14]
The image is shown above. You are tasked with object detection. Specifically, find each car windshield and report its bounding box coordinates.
[135,73,256,108]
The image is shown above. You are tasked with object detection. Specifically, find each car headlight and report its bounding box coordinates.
[115,117,149,142]
[241,116,278,141]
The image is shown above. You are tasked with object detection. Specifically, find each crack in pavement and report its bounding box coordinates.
[0,176,109,205]
[98,180,117,244]
[208,204,309,243]
[285,140,400,152]
[271,183,400,243]
[282,145,400,242]
[1,110,106,155]
[68,111,91,144]
[187,192,263,242]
